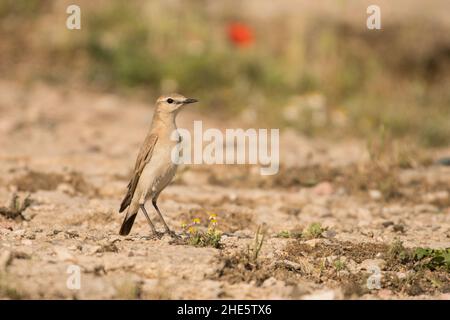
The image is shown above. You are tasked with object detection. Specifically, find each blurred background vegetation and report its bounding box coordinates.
[0,0,449,147]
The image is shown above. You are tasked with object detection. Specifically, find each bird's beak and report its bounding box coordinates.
[183,98,198,104]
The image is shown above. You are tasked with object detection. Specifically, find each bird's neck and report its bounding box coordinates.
[151,110,177,133]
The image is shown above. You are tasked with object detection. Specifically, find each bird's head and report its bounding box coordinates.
[155,93,198,114]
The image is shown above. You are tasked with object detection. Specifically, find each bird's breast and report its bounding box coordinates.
[138,141,178,199]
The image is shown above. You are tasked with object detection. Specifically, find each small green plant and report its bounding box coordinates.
[246,226,266,265]
[276,230,302,239]
[304,222,327,239]
[0,193,31,220]
[387,239,411,263]
[387,239,449,271]
[334,259,346,272]
[413,248,450,271]
[182,213,222,249]
[277,230,290,238]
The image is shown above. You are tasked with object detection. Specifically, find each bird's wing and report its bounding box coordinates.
[119,133,158,212]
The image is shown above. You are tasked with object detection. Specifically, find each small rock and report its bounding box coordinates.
[361,230,374,238]
[322,229,336,238]
[359,259,386,271]
[304,239,323,248]
[396,272,407,280]
[286,208,301,216]
[21,239,33,246]
[312,182,333,196]
[65,230,79,238]
[57,183,75,196]
[436,157,450,166]
[99,242,118,253]
[337,270,350,276]
[369,190,382,201]
[345,259,359,274]
[393,224,405,233]
[54,246,75,262]
[262,277,278,288]
[382,221,394,228]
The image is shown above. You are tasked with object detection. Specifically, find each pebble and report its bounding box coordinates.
[382,221,394,228]
[322,230,336,238]
[57,183,75,196]
[21,239,33,246]
[261,277,279,288]
[312,182,333,196]
[393,224,405,233]
[359,258,386,271]
[304,239,323,248]
[369,190,382,201]
[361,230,374,238]
[54,246,75,262]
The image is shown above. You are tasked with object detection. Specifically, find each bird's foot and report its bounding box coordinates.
[148,231,164,239]
[165,229,181,239]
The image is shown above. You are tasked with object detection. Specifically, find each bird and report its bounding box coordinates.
[118,93,198,236]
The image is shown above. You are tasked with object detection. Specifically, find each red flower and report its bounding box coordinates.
[228,22,254,47]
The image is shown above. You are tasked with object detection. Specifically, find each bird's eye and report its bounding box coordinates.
[167,98,174,104]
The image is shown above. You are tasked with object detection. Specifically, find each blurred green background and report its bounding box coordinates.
[0,0,449,146]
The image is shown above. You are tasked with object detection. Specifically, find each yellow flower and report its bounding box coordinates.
[208,213,217,220]
[192,218,201,224]
[188,226,196,234]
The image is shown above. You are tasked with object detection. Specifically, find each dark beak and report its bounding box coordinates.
[183,98,198,104]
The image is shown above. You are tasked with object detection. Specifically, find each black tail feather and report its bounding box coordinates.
[119,213,137,236]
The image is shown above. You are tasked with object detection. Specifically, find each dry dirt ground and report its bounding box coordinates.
[0,80,449,299]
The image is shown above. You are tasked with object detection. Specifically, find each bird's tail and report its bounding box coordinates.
[119,201,139,236]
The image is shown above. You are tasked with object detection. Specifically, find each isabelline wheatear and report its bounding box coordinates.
[119,94,198,236]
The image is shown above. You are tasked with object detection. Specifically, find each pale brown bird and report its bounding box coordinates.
[119,94,198,236]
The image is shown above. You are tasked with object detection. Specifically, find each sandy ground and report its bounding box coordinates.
[0,80,449,299]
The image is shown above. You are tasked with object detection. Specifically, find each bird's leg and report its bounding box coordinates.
[152,199,177,237]
[140,204,158,237]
